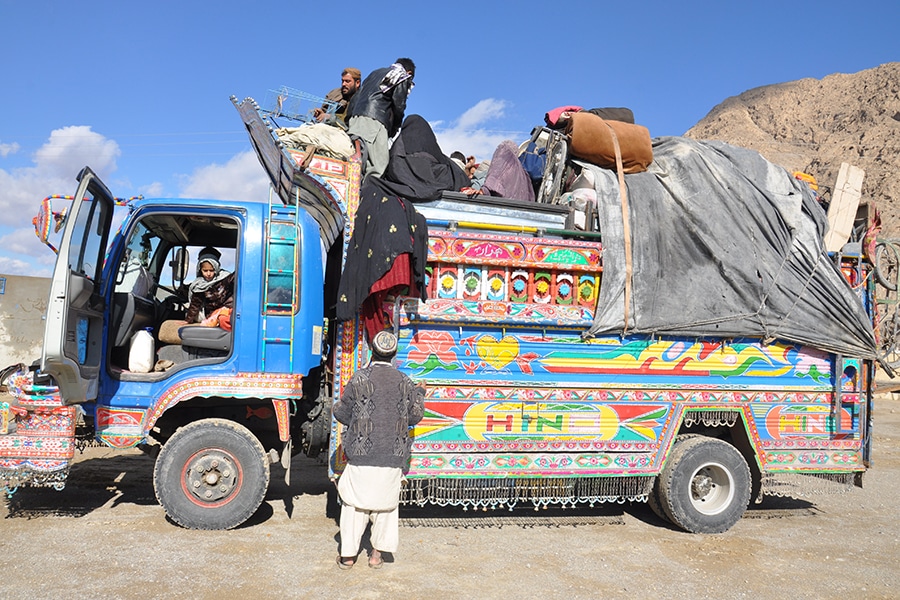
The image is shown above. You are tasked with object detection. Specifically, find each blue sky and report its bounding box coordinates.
[1,0,897,276]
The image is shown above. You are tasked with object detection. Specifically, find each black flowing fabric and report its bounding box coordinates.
[586,136,877,359]
[336,177,428,322]
[380,114,470,202]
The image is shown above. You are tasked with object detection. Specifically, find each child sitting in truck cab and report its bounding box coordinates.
[185,246,235,329]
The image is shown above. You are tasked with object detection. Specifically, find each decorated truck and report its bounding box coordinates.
[0,95,880,534]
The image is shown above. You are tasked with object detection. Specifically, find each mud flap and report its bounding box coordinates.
[281,438,292,486]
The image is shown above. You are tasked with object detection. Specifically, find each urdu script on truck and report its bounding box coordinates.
[0,90,885,534]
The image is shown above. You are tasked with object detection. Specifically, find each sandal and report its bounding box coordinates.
[368,550,384,569]
[336,555,355,570]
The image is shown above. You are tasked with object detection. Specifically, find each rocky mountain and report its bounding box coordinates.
[685,62,900,237]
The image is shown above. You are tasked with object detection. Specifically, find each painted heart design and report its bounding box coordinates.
[476,335,520,370]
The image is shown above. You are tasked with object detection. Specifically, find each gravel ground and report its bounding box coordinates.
[2,395,899,600]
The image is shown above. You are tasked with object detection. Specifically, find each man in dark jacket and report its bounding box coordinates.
[333,330,425,569]
[346,58,416,178]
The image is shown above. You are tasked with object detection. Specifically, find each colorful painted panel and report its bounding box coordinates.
[744,401,865,471]
[123,373,306,450]
[577,273,598,308]
[752,403,858,441]
[429,232,602,272]
[424,233,601,312]
[762,448,862,471]
[96,407,147,448]
[413,399,668,445]
[398,327,839,390]
[0,405,77,490]
[461,266,481,301]
[435,265,458,299]
[401,299,595,327]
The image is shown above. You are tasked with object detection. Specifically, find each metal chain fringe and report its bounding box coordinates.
[682,409,739,428]
[401,476,653,511]
[760,472,854,498]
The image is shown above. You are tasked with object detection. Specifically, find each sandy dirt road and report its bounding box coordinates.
[2,396,899,600]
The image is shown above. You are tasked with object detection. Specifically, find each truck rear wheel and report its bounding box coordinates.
[153,418,270,530]
[646,478,670,523]
[658,435,750,533]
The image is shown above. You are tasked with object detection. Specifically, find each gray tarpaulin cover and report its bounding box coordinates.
[583,136,876,359]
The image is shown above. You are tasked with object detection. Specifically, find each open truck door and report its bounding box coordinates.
[40,167,115,404]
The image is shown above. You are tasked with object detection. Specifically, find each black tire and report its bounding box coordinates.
[875,242,899,292]
[153,418,270,530]
[658,436,751,534]
[537,137,567,204]
[646,477,670,523]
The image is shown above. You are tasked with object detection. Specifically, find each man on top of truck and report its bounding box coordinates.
[346,57,415,178]
[313,67,361,128]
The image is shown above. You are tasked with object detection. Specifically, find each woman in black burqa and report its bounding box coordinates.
[378,113,470,202]
[336,115,470,337]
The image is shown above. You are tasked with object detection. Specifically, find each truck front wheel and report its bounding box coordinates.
[153,418,270,530]
[658,435,750,533]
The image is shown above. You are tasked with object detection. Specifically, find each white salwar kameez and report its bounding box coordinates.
[338,463,402,557]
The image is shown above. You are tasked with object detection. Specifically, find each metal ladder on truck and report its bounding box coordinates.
[260,190,301,372]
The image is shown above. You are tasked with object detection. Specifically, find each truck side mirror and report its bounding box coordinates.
[171,247,189,287]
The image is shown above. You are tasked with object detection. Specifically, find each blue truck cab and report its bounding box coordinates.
[37,167,328,529]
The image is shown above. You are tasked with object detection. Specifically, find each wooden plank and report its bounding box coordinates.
[824,162,865,252]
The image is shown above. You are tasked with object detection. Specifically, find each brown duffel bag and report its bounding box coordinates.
[565,111,653,174]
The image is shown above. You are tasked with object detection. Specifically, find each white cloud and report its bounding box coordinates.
[456,99,508,130]
[0,168,71,228]
[0,217,67,277]
[32,126,120,180]
[178,151,270,201]
[0,126,121,276]
[0,253,51,277]
[0,126,122,229]
[0,141,20,157]
[432,98,527,162]
[2,225,50,256]
[140,181,165,197]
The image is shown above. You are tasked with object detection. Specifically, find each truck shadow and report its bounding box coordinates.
[3,451,158,520]
[246,453,338,528]
[388,495,820,532]
[5,446,823,533]
[4,450,339,527]
[626,494,820,532]
[396,502,627,528]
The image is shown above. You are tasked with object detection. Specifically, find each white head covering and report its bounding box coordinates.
[189,247,228,294]
[196,246,222,277]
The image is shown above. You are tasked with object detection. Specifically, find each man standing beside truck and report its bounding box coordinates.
[333,330,425,569]
[346,58,415,178]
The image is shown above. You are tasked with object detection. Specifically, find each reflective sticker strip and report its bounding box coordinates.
[312,325,323,356]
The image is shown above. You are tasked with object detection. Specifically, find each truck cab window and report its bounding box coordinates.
[68,190,112,281]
